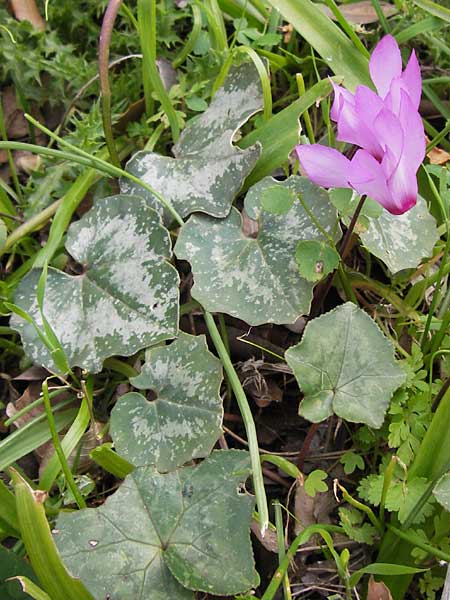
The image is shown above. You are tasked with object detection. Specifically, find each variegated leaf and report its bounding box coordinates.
[111,332,223,472]
[175,176,340,326]
[360,196,439,273]
[10,195,179,373]
[120,62,263,222]
[54,451,257,599]
[285,303,405,428]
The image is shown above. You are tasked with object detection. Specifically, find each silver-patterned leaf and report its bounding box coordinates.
[285,303,405,428]
[10,195,179,373]
[120,62,263,221]
[360,196,439,273]
[175,176,340,326]
[54,451,257,599]
[111,332,223,472]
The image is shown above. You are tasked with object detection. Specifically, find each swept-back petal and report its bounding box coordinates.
[348,149,395,212]
[330,80,355,122]
[369,35,402,98]
[397,89,425,169]
[296,144,352,189]
[401,50,421,110]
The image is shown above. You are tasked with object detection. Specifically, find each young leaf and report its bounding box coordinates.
[121,62,263,222]
[338,506,377,544]
[112,332,224,471]
[285,303,405,428]
[11,195,179,373]
[260,186,295,214]
[296,240,340,282]
[175,176,339,326]
[360,196,439,273]
[54,451,258,599]
[304,469,328,497]
[340,451,365,475]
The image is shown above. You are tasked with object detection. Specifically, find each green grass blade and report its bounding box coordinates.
[413,0,450,23]
[0,408,77,472]
[10,469,94,600]
[0,479,20,536]
[90,443,135,478]
[10,577,52,600]
[266,0,371,91]
[240,78,332,186]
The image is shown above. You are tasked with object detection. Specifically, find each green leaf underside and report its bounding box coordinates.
[121,62,263,221]
[360,196,439,273]
[285,303,405,428]
[433,472,450,511]
[0,547,37,600]
[54,451,257,599]
[175,176,340,326]
[10,195,179,373]
[111,333,223,472]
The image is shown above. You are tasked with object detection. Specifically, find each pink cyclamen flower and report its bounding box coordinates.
[296,35,425,215]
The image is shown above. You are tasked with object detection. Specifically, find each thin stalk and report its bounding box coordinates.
[98,0,123,167]
[237,46,272,121]
[138,0,180,141]
[137,0,156,116]
[336,481,383,533]
[1,198,62,255]
[261,524,343,600]
[387,525,450,563]
[0,95,22,203]
[296,74,315,143]
[41,380,86,509]
[204,311,269,535]
[274,501,292,600]
[322,0,370,58]
[23,119,184,226]
[371,0,390,32]
[427,120,450,152]
[339,195,366,260]
[380,456,397,527]
[173,3,202,68]
[203,0,228,51]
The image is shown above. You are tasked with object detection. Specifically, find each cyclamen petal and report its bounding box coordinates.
[369,34,402,98]
[400,50,422,110]
[295,145,352,189]
[348,150,393,211]
[330,80,355,122]
[295,35,424,215]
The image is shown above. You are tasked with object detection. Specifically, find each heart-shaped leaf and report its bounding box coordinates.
[175,176,340,326]
[121,62,263,222]
[111,332,223,472]
[11,195,179,373]
[285,303,405,428]
[360,196,439,273]
[54,450,257,599]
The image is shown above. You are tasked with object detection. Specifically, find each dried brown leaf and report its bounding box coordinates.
[321,1,396,24]
[428,146,450,165]
[367,576,393,600]
[10,0,45,31]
